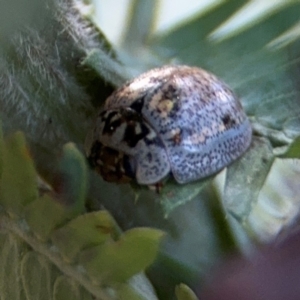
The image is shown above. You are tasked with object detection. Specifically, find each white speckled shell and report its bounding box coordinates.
[92,65,252,185]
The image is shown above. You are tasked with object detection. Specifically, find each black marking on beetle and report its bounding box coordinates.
[146,152,153,163]
[99,110,115,122]
[143,135,165,148]
[222,114,236,129]
[121,108,144,122]
[102,115,122,135]
[87,140,105,168]
[101,110,118,124]
[123,121,150,148]
[164,83,177,98]
[122,155,135,178]
[88,142,135,183]
[113,153,134,179]
[130,96,145,114]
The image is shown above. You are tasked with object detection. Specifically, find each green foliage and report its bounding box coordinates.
[51,211,121,261]
[0,234,28,300]
[53,276,93,300]
[0,132,38,216]
[1,0,300,299]
[148,0,300,221]
[79,228,164,283]
[24,194,74,240]
[82,49,130,87]
[224,137,274,221]
[175,284,198,300]
[280,136,300,158]
[0,130,162,299]
[24,141,88,240]
[156,179,210,217]
[58,143,88,214]
[21,252,54,300]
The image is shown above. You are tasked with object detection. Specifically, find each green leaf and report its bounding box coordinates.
[122,0,156,50]
[114,283,147,300]
[53,276,92,300]
[115,275,159,300]
[0,233,28,300]
[24,142,87,240]
[209,1,296,42]
[158,178,211,217]
[51,210,121,261]
[131,178,211,217]
[224,137,274,221]
[0,212,157,300]
[24,194,73,240]
[57,143,87,215]
[21,252,53,300]
[79,228,164,283]
[0,0,118,152]
[0,132,38,216]
[82,49,129,87]
[279,136,300,158]
[175,283,198,300]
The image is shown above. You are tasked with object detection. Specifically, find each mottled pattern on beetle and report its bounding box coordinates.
[87,141,135,183]
[96,108,152,155]
[171,121,252,183]
[134,136,171,184]
[104,65,251,184]
[104,66,176,109]
[91,106,171,184]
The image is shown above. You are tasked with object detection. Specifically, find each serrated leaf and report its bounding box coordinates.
[57,143,87,214]
[21,252,53,300]
[51,210,121,261]
[53,276,92,300]
[79,228,164,283]
[224,137,274,221]
[279,136,300,158]
[175,283,198,300]
[24,194,73,240]
[0,131,38,216]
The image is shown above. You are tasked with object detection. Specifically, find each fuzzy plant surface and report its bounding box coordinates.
[1,0,300,299]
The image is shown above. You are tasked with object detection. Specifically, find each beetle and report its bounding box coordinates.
[85,65,252,186]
